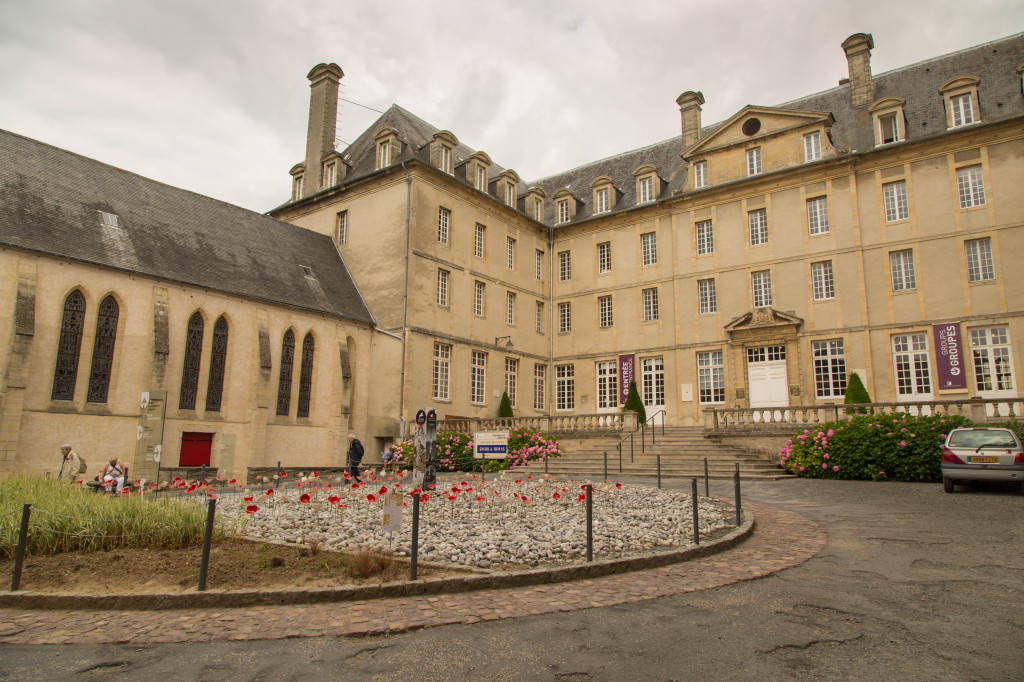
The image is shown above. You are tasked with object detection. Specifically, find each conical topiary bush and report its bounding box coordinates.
[622,379,646,424]
[497,391,514,418]
[844,372,872,413]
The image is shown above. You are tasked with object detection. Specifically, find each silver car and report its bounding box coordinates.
[941,427,1024,494]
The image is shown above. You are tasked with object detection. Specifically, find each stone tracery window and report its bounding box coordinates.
[178,312,204,410]
[276,329,295,416]
[51,290,86,401]
[86,295,119,404]
[297,332,315,418]
[205,316,229,412]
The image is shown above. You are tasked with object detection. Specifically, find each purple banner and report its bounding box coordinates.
[933,323,967,390]
[618,354,635,404]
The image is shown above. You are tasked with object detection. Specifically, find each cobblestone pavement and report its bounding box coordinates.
[0,501,825,645]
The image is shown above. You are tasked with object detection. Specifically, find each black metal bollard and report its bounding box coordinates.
[197,498,217,591]
[734,463,742,525]
[691,478,700,545]
[657,455,662,489]
[410,492,420,580]
[631,433,635,462]
[545,454,548,474]
[585,484,593,562]
[10,504,31,591]
[704,458,710,497]
[603,451,608,481]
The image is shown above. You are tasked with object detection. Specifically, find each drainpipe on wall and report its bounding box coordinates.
[548,225,555,414]
[398,161,412,439]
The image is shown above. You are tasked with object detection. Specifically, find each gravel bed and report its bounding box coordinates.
[216,471,736,570]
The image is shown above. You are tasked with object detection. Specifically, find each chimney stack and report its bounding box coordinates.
[842,33,874,108]
[676,91,705,150]
[304,63,344,198]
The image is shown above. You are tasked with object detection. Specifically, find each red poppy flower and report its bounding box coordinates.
[177,481,187,488]
[244,496,254,502]
[476,496,485,502]
[553,492,561,500]
[246,504,258,514]
[493,490,500,495]
[513,492,521,499]
[296,482,303,488]
[343,471,351,479]
[514,479,522,484]
[352,482,360,489]
[207,493,217,499]
[228,479,237,485]
[147,483,158,490]
[577,494,586,502]
[527,476,533,480]
[460,481,468,486]
[173,477,182,483]
[366,494,377,502]
[133,479,141,487]
[411,488,422,495]
[121,489,130,495]
[300,493,311,503]
[328,496,340,505]
[447,495,456,501]
[394,483,402,489]
[403,502,408,507]
[421,494,430,502]
[311,471,318,478]
[186,484,198,493]
[580,484,587,490]
[280,471,288,478]
[326,484,334,489]
[379,486,388,495]
[265,488,274,496]
[615,482,622,489]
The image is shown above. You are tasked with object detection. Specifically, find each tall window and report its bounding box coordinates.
[473,281,485,317]
[698,278,717,314]
[276,329,295,416]
[296,332,314,418]
[596,361,618,409]
[558,251,571,281]
[956,165,986,208]
[596,188,609,213]
[893,334,932,398]
[879,113,900,144]
[641,232,657,266]
[432,342,451,400]
[86,295,119,404]
[890,249,916,291]
[535,301,544,333]
[535,249,544,281]
[436,269,449,307]
[506,237,515,269]
[597,242,611,273]
[533,198,542,221]
[971,327,1015,394]
[438,207,450,244]
[950,93,975,127]
[804,131,822,161]
[505,182,516,206]
[598,295,613,328]
[695,220,714,255]
[505,357,518,408]
[811,261,835,301]
[534,363,546,411]
[965,238,995,282]
[746,147,762,176]
[639,176,654,203]
[474,224,485,258]
[883,180,909,222]
[812,339,847,399]
[558,302,571,333]
[555,364,575,411]
[807,196,829,235]
[323,161,336,187]
[441,146,453,175]
[697,351,725,404]
[643,288,659,322]
[52,290,86,401]
[748,209,768,245]
[179,312,204,410]
[471,351,487,404]
[693,160,708,188]
[752,270,772,308]
[204,315,228,412]
[642,357,665,409]
[336,210,348,245]
[377,140,390,169]
[557,199,569,224]
[506,291,516,326]
[292,175,303,201]
[476,165,487,190]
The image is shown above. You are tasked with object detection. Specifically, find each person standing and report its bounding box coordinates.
[58,444,84,483]
[346,433,364,484]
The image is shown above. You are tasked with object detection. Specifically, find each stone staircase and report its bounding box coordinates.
[540,426,789,480]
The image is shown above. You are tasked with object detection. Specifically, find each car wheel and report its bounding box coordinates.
[943,477,955,493]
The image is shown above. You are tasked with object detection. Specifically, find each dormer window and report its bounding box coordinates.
[498,169,521,209]
[292,174,304,201]
[939,76,981,130]
[534,198,543,220]
[525,186,546,222]
[639,177,654,203]
[746,147,762,176]
[633,165,659,205]
[476,165,487,189]
[430,131,459,175]
[557,199,570,224]
[374,127,400,170]
[505,182,516,206]
[869,97,907,147]
[553,188,577,224]
[98,211,121,228]
[804,132,822,161]
[590,176,616,214]
[322,160,337,187]
[377,140,390,169]
[441,145,453,175]
[693,160,708,189]
[596,188,609,213]
[879,113,899,143]
[467,151,492,192]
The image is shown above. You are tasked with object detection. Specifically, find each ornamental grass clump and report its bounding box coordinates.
[778,412,974,481]
[0,475,216,557]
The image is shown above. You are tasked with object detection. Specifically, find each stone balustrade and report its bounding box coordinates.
[439,412,639,437]
[703,398,1024,433]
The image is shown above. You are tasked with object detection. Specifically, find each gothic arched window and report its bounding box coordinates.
[276,329,295,416]
[178,312,204,410]
[52,290,86,401]
[297,332,315,418]
[205,316,229,412]
[86,295,119,403]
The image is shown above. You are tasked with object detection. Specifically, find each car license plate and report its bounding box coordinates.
[968,456,999,463]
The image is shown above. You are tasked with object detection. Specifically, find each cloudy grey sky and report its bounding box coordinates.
[2,0,1022,212]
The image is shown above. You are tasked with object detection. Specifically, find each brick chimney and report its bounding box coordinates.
[303,63,344,198]
[842,33,874,108]
[676,91,705,150]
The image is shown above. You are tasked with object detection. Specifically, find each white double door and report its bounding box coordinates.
[747,346,789,408]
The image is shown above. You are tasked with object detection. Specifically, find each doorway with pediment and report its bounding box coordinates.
[724,308,804,409]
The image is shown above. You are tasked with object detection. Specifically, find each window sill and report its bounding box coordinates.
[812,297,836,304]
[968,278,996,286]
[959,203,987,212]
[885,218,910,226]
[892,288,917,295]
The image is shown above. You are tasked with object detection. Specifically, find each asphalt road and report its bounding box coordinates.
[1,477,1021,681]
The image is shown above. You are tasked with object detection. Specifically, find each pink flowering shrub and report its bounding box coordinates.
[383,427,563,473]
[779,412,973,481]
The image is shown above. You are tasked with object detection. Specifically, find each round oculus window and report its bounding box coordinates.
[741,118,762,136]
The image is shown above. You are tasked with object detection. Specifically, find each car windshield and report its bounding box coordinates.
[948,430,1017,449]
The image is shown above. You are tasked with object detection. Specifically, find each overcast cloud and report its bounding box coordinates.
[2,0,1022,212]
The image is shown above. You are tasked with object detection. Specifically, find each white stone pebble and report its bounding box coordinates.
[218,471,735,570]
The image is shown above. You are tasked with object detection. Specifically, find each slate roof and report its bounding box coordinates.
[288,33,1024,229]
[0,129,374,325]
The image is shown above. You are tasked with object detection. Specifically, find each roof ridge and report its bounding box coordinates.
[528,136,680,187]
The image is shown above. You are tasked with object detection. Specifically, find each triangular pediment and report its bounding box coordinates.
[724,307,804,333]
[683,105,835,159]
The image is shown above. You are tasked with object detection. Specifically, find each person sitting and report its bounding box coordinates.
[99,456,128,494]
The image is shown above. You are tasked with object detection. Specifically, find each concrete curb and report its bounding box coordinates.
[0,512,755,611]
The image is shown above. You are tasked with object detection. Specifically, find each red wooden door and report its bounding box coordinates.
[179,432,213,467]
